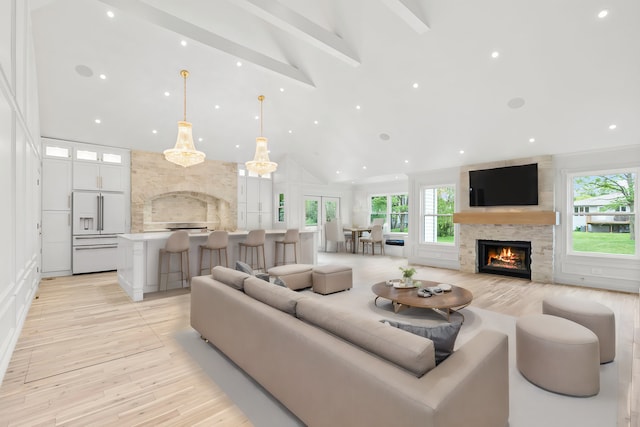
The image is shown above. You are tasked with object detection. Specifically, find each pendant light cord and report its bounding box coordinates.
[181,70,189,122]
[258,95,265,136]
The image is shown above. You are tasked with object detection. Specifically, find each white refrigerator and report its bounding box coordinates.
[72,191,126,273]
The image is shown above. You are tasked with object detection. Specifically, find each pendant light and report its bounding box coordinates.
[245,95,277,176]
[163,69,206,167]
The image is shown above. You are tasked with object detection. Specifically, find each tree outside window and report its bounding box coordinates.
[422,186,455,244]
[369,194,408,232]
[571,171,636,255]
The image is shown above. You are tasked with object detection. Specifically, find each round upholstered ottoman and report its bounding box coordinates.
[516,314,600,396]
[542,296,615,364]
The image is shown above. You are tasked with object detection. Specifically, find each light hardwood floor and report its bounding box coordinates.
[0,252,638,426]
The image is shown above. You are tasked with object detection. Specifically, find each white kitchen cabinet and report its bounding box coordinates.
[41,210,71,273]
[73,162,125,192]
[243,176,272,229]
[42,158,72,211]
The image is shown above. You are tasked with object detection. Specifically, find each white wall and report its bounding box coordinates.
[0,0,42,384]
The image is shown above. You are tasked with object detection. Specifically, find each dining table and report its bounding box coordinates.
[343,226,372,253]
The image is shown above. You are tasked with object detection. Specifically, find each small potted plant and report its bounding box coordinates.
[399,266,416,286]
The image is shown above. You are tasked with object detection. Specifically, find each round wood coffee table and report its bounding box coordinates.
[372,280,473,322]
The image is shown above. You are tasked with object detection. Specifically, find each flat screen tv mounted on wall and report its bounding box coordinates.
[469,163,538,207]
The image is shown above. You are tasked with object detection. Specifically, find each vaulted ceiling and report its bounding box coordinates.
[30,0,640,183]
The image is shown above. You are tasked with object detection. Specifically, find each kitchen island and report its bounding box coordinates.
[117,229,318,301]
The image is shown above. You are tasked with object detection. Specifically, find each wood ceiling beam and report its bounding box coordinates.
[380,0,430,34]
[97,0,315,88]
[228,0,360,67]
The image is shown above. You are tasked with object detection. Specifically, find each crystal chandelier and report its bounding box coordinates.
[245,95,277,176]
[163,70,206,167]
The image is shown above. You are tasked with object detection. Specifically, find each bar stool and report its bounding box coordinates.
[198,230,229,275]
[239,229,266,272]
[274,228,299,266]
[158,230,191,291]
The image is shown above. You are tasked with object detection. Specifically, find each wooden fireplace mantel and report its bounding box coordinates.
[453,211,559,225]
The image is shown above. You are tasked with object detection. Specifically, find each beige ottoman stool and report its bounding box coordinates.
[312,265,353,295]
[542,296,615,364]
[516,314,600,397]
[267,264,314,290]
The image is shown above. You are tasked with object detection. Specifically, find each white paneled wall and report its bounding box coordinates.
[0,0,42,384]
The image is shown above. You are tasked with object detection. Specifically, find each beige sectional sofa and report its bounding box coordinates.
[191,266,510,427]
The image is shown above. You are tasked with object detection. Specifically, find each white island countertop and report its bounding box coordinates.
[117,229,318,301]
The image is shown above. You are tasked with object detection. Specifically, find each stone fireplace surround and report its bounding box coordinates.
[456,155,556,283]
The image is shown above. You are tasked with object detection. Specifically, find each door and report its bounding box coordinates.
[304,196,340,250]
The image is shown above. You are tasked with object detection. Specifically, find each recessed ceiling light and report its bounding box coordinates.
[99,74,106,80]
[379,133,390,141]
[106,10,114,18]
[314,120,319,125]
[362,166,367,170]
[280,88,285,92]
[235,144,240,148]
[288,130,293,134]
[412,83,419,89]
[608,124,617,130]
[94,119,101,124]
[214,105,220,109]
[598,10,609,18]
[152,130,157,134]
[459,150,465,154]
[336,171,341,174]
[198,137,203,142]
[181,40,187,46]
[529,138,535,143]
[236,61,242,67]
[404,160,409,164]
[355,105,361,110]
[255,115,259,120]
[164,91,170,97]
[491,51,500,58]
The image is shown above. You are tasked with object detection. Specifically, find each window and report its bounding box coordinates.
[570,170,637,256]
[369,193,408,232]
[422,185,455,244]
[277,193,285,222]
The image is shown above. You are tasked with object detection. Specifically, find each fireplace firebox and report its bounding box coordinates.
[477,240,532,280]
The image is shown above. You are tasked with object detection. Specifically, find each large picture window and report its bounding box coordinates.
[570,170,637,256]
[422,186,455,244]
[369,194,408,232]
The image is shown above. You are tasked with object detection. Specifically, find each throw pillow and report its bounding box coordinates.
[235,261,254,275]
[273,277,287,287]
[381,320,462,365]
[236,261,269,282]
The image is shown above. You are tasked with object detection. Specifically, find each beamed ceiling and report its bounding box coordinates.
[30,0,640,183]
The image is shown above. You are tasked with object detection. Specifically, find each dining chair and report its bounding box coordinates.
[361,224,385,255]
[324,220,346,252]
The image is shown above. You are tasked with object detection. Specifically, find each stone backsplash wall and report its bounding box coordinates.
[131,151,237,232]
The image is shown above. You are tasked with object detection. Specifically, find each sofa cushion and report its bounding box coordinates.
[296,299,435,377]
[382,320,462,365]
[244,277,305,315]
[212,266,251,290]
